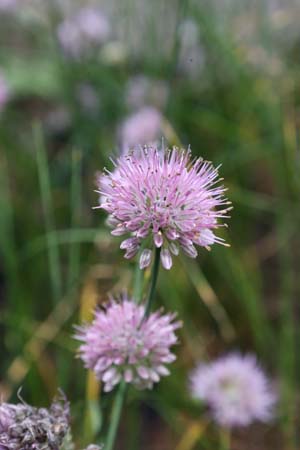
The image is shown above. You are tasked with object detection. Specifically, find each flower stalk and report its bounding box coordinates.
[104,248,161,450]
[144,247,161,318]
[105,380,127,450]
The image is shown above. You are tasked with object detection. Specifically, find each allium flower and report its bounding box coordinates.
[0,393,70,449]
[97,146,230,270]
[75,296,181,392]
[0,0,17,12]
[57,8,110,58]
[119,107,162,152]
[0,72,9,112]
[189,353,276,427]
[125,76,169,110]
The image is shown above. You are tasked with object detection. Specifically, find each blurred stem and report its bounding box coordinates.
[67,149,82,289]
[219,428,231,450]
[34,123,62,303]
[144,247,161,317]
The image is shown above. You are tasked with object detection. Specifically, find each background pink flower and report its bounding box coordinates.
[189,353,276,427]
[119,106,162,152]
[0,72,9,112]
[57,7,110,58]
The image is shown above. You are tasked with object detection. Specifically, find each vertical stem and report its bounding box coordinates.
[68,148,82,288]
[144,247,161,317]
[105,248,161,450]
[219,427,231,450]
[34,123,62,303]
[133,257,144,303]
[105,381,127,450]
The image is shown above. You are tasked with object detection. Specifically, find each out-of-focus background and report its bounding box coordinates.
[0,0,300,449]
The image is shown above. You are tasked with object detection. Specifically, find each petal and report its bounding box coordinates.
[181,243,198,258]
[165,228,179,240]
[124,368,133,383]
[139,249,152,269]
[153,231,163,248]
[124,247,139,259]
[160,249,173,270]
[137,366,150,379]
[169,242,179,256]
[102,367,117,382]
[111,225,127,236]
[155,365,170,376]
[120,237,139,250]
[197,229,216,246]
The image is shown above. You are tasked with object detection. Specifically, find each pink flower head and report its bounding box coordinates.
[119,107,162,152]
[97,146,231,270]
[0,0,17,12]
[75,296,182,392]
[0,72,9,112]
[189,353,276,428]
[57,7,110,58]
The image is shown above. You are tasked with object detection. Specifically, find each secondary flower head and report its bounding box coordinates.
[119,107,162,152]
[97,146,231,269]
[189,353,276,428]
[75,296,182,392]
[57,7,110,58]
[0,0,17,12]
[0,72,9,112]
[0,393,70,449]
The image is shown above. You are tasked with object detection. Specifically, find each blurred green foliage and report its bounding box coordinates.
[0,1,300,449]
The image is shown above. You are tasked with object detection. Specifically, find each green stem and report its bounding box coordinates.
[133,257,144,303]
[34,123,62,303]
[144,247,161,318]
[105,381,127,450]
[104,248,161,450]
[219,427,231,450]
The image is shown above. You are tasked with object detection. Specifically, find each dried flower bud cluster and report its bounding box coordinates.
[0,394,70,450]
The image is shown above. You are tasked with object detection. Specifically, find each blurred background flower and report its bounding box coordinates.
[0,72,9,113]
[190,353,276,427]
[57,7,110,59]
[119,107,163,151]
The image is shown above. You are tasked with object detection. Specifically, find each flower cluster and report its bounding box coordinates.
[76,296,182,392]
[119,106,162,152]
[0,393,70,450]
[97,146,230,269]
[0,0,17,13]
[57,7,110,59]
[0,71,9,112]
[189,353,276,427]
